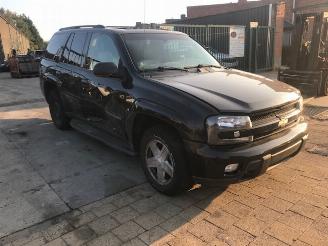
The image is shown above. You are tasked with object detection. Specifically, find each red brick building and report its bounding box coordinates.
[184,0,328,68]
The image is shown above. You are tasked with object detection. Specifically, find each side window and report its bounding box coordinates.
[86,33,120,70]
[62,33,74,63]
[68,32,87,67]
[46,33,69,60]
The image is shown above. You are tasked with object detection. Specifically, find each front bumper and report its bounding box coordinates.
[184,122,308,183]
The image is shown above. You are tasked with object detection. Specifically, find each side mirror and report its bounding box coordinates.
[93,62,119,77]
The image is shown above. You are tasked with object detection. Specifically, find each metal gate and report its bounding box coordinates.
[163,24,274,72]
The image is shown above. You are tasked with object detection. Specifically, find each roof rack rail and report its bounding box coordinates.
[59,25,105,31]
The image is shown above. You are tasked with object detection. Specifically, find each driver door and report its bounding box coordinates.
[81,32,127,139]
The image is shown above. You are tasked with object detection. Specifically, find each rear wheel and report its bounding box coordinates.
[140,126,192,195]
[48,90,71,130]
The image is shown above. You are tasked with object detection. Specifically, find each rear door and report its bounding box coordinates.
[59,31,88,118]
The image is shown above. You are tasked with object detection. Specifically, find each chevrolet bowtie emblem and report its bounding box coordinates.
[278,118,288,128]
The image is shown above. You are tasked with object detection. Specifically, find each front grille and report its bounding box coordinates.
[250,102,300,140]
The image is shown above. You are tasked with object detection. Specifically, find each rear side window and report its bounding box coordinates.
[62,33,74,63]
[85,33,120,70]
[68,32,87,67]
[46,33,69,60]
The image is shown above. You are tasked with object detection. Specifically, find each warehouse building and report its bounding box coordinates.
[0,15,30,63]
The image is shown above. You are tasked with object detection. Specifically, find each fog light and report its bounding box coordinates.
[225,163,239,173]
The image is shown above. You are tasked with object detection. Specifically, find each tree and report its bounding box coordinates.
[0,8,45,49]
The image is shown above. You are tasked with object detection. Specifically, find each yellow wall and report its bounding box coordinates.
[0,15,30,59]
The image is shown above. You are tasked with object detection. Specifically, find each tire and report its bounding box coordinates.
[48,90,71,130]
[140,126,192,195]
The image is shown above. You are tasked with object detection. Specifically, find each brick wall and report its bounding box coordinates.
[0,15,30,60]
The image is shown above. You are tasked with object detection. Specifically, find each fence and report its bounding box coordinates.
[163,24,274,73]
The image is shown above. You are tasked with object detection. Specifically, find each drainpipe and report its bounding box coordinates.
[292,0,296,24]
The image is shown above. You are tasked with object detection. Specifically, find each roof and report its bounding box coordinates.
[57,26,185,35]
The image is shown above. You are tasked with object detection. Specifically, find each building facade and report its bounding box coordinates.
[0,15,30,62]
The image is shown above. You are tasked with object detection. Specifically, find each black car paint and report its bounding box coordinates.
[40,28,308,181]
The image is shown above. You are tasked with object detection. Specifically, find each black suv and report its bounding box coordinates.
[40,25,308,195]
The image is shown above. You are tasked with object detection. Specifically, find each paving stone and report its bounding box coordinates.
[87,232,121,246]
[187,220,223,243]
[272,189,302,203]
[130,197,159,214]
[289,201,322,220]
[312,215,328,234]
[67,212,97,228]
[234,216,268,237]
[178,206,210,224]
[292,241,311,246]
[9,230,43,246]
[91,203,117,217]
[299,227,328,246]
[122,237,147,246]
[221,201,252,218]
[216,225,255,246]
[249,205,282,223]
[167,232,206,246]
[248,185,273,199]
[321,209,328,218]
[134,211,165,230]
[169,194,197,209]
[249,233,288,246]
[123,183,155,201]
[159,215,190,236]
[207,239,230,246]
[88,214,120,235]
[43,220,74,241]
[80,201,104,213]
[206,210,239,230]
[138,226,173,245]
[61,226,96,246]
[112,221,145,242]
[23,237,47,246]
[234,192,264,209]
[265,221,302,245]
[110,206,139,224]
[278,211,313,232]
[110,194,137,208]
[261,196,293,213]
[43,238,67,246]
[300,193,328,209]
[154,203,182,219]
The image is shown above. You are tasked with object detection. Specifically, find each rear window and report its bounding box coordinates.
[46,33,69,60]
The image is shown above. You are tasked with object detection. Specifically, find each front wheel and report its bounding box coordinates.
[48,90,71,130]
[140,126,192,195]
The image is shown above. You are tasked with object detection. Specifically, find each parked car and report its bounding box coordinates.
[40,25,308,195]
[0,59,9,72]
[9,54,40,78]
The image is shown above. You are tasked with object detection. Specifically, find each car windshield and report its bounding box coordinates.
[123,33,220,71]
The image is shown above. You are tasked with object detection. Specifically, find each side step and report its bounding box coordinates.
[70,119,137,156]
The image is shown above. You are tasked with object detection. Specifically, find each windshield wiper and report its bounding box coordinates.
[141,66,189,72]
[184,64,221,69]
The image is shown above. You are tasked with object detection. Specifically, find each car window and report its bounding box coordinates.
[86,33,120,70]
[68,32,87,67]
[46,33,69,60]
[62,33,74,63]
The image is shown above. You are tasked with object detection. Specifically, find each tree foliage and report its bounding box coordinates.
[0,8,44,49]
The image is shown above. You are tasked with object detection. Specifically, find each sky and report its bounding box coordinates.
[0,0,240,41]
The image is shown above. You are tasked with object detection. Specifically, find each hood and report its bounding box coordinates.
[152,69,300,113]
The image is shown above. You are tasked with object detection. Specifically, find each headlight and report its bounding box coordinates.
[206,116,253,145]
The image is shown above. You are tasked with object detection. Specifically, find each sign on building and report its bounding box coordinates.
[229,26,245,57]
